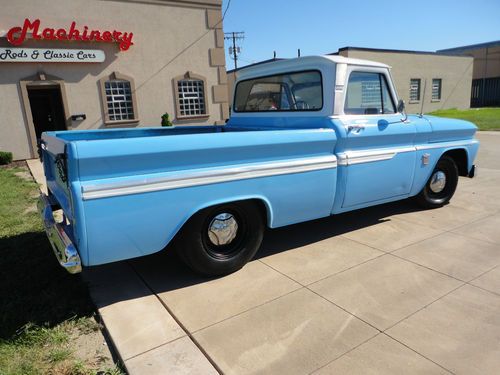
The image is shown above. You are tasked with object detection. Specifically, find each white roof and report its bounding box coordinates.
[236,55,390,81]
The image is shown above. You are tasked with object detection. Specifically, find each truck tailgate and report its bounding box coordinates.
[40,135,74,220]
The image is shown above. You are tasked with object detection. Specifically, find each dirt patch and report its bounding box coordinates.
[15,170,33,181]
[23,205,37,214]
[0,160,27,169]
[70,320,117,371]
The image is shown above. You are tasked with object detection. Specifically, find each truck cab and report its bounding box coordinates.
[229,56,478,211]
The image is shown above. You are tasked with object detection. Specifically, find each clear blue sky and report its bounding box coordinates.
[222,0,500,70]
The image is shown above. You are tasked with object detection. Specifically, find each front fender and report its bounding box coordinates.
[410,141,479,196]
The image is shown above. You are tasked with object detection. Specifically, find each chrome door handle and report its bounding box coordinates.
[347,124,365,132]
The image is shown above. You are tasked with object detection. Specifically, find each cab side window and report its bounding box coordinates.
[344,72,396,115]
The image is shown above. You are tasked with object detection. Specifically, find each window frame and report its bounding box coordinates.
[233,69,324,113]
[431,78,442,101]
[409,78,421,103]
[342,70,398,116]
[98,72,139,126]
[173,71,209,120]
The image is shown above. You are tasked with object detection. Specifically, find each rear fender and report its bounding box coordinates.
[179,195,274,230]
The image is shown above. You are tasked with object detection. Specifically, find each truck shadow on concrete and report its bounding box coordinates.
[256,198,424,259]
[89,198,426,305]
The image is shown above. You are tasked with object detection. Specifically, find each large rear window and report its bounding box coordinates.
[233,70,323,112]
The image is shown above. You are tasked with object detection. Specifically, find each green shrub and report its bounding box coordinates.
[161,112,173,127]
[0,151,13,165]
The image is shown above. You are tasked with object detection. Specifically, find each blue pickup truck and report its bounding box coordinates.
[38,55,479,276]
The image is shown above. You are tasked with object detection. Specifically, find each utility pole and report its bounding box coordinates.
[224,31,244,70]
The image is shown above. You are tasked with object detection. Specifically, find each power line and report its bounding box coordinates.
[238,57,258,64]
[221,0,232,24]
[133,0,233,94]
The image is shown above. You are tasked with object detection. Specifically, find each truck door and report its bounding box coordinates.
[341,69,416,208]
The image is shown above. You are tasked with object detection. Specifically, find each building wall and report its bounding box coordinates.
[438,44,500,79]
[438,43,500,107]
[339,49,473,114]
[0,0,228,160]
[459,46,500,79]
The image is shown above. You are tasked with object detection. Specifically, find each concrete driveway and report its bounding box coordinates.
[42,132,500,374]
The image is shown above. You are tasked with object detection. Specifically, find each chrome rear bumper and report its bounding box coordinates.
[37,193,82,274]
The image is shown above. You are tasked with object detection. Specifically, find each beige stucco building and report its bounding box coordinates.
[0,0,229,160]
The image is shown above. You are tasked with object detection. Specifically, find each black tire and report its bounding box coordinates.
[175,201,265,276]
[416,155,459,209]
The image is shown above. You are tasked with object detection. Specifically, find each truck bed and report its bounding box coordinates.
[41,124,339,267]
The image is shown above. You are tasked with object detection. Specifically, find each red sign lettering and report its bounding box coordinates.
[7,19,134,51]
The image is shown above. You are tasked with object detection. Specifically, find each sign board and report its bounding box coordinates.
[0,48,105,63]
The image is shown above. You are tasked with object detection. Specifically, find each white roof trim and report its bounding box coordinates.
[236,55,390,81]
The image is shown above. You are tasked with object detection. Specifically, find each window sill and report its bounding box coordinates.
[176,115,210,121]
[409,100,420,104]
[431,99,441,102]
[104,119,140,127]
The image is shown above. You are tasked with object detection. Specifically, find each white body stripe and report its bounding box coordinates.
[82,155,337,200]
[80,139,477,200]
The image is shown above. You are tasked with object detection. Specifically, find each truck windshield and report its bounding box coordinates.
[233,70,323,112]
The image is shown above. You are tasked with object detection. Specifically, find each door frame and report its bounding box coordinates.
[338,66,416,209]
[20,72,70,158]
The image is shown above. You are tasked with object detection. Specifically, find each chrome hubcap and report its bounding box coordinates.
[208,213,238,246]
[429,171,447,193]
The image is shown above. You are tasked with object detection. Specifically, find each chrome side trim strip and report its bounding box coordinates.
[415,139,479,151]
[348,152,396,165]
[337,140,477,166]
[82,155,337,200]
[338,146,414,166]
[337,153,348,166]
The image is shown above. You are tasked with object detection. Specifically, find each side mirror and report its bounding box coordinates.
[397,99,405,113]
[397,99,408,122]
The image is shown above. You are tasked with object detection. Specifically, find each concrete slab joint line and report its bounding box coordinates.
[126,262,223,374]
[125,336,219,374]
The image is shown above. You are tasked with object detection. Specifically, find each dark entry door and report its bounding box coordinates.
[28,87,66,140]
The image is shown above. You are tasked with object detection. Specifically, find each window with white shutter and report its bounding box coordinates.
[99,72,139,125]
[410,79,421,102]
[432,79,442,100]
[173,72,209,119]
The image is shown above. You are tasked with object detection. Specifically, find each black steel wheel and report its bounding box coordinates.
[175,201,265,276]
[416,155,459,209]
